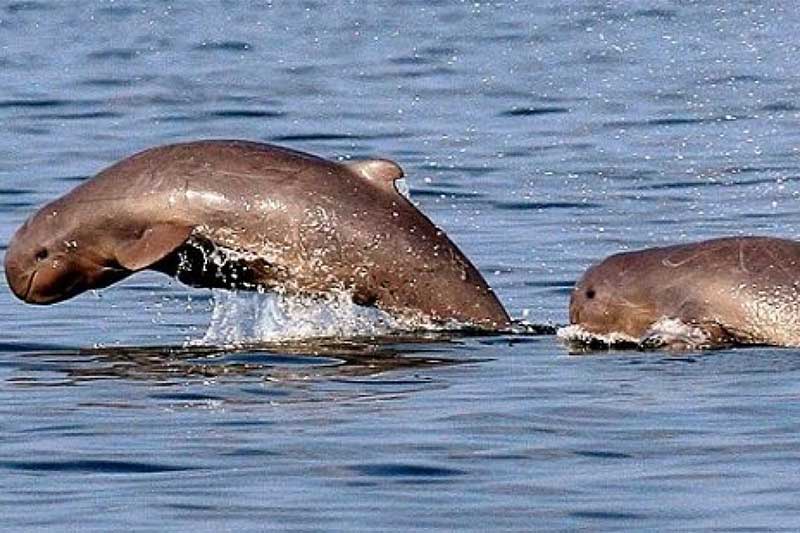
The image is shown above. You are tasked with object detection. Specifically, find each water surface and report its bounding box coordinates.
[2,1,800,530]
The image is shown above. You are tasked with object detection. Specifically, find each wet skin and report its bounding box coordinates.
[5,140,511,330]
[570,236,800,347]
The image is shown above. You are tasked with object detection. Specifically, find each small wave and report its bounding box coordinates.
[703,74,766,86]
[395,66,457,79]
[492,200,601,211]
[432,165,501,176]
[558,318,719,351]
[412,188,483,200]
[33,111,123,120]
[633,8,676,19]
[604,115,748,130]
[0,98,71,109]
[762,102,799,112]
[271,132,410,143]
[570,510,646,521]
[96,4,137,17]
[347,463,465,478]
[208,110,285,119]
[641,318,718,350]
[272,133,355,142]
[193,40,253,52]
[509,321,559,335]
[87,48,141,61]
[388,55,435,66]
[0,187,35,195]
[557,324,642,350]
[1,459,193,474]
[81,78,136,88]
[500,107,569,117]
[6,1,49,13]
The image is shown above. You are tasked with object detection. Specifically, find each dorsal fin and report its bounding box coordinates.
[346,159,404,191]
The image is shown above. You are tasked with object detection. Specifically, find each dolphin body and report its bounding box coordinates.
[5,140,511,330]
[569,236,800,348]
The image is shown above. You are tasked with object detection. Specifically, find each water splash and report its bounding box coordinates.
[558,318,717,351]
[557,324,642,349]
[200,289,420,345]
[394,178,411,199]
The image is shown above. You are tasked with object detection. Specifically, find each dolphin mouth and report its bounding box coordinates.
[20,268,69,305]
[22,269,38,303]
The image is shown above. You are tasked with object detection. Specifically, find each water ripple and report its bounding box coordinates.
[2,1,800,530]
[193,41,253,52]
[1,460,195,474]
[0,99,74,109]
[87,48,142,61]
[500,107,570,117]
[208,110,285,119]
[347,463,466,478]
[493,201,601,211]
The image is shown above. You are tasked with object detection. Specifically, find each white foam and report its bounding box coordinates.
[558,317,718,350]
[556,324,641,348]
[198,288,439,345]
[641,317,715,349]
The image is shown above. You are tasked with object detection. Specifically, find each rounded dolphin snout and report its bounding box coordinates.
[569,272,593,326]
[568,293,580,324]
[5,259,65,304]
[5,229,50,304]
[5,222,39,303]
[4,256,35,302]
[5,241,86,305]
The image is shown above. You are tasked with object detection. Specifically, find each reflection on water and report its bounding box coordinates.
[7,334,473,386]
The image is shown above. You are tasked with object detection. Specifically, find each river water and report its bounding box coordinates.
[2,1,800,530]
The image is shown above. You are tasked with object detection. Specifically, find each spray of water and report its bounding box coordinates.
[557,317,715,350]
[200,288,434,345]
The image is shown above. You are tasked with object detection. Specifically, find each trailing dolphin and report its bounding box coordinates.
[5,140,511,330]
[568,236,800,348]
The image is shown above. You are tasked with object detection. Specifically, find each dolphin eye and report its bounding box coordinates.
[35,248,48,262]
[585,288,596,299]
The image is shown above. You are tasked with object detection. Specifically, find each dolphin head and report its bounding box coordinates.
[569,253,659,339]
[5,195,193,305]
[4,200,130,304]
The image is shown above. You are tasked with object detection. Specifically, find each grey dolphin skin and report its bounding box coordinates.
[5,140,511,330]
[569,236,800,348]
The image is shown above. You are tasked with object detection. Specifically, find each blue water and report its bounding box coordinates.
[2,1,800,530]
